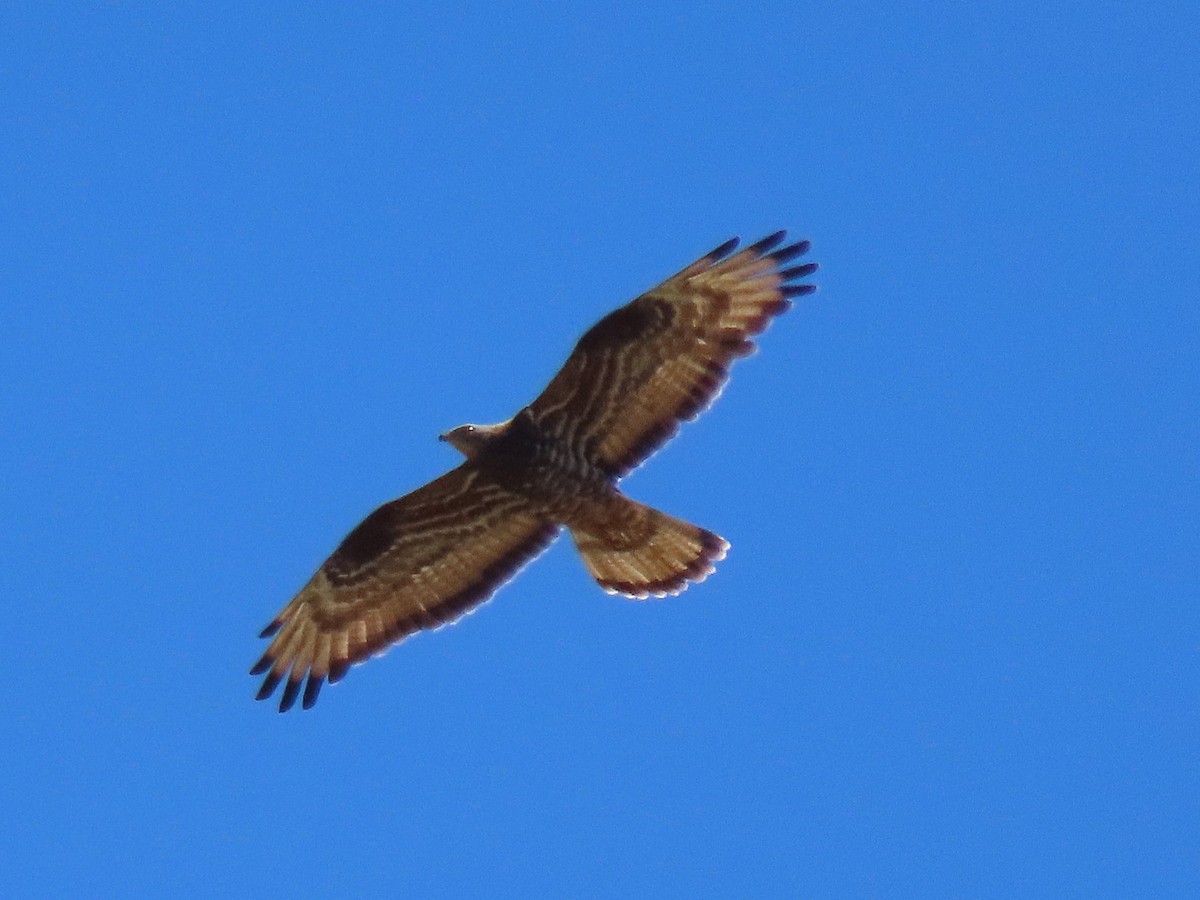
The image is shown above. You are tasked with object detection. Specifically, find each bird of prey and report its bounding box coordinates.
[252,231,817,711]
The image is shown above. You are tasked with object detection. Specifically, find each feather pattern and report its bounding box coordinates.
[253,233,816,711]
[252,465,557,711]
[527,232,815,477]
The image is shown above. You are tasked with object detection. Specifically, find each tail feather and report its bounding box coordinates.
[571,499,729,599]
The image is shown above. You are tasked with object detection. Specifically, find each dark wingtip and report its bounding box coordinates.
[249,652,273,676]
[747,231,788,256]
[778,262,819,281]
[768,240,811,266]
[781,283,817,298]
[255,670,283,702]
[329,658,350,684]
[259,619,282,638]
[708,236,740,261]
[302,676,324,709]
[778,248,817,298]
[279,677,302,713]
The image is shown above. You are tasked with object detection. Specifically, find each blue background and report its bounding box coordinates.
[3,3,1196,896]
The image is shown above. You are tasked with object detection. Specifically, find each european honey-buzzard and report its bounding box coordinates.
[252,232,817,710]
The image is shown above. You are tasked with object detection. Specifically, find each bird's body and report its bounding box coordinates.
[253,231,817,710]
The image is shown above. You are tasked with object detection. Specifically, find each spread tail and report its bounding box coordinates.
[570,497,729,599]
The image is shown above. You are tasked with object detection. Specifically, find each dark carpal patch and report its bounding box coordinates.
[581,297,674,348]
[325,505,399,581]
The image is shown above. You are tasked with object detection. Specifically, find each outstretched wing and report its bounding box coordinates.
[526,231,817,478]
[251,464,558,712]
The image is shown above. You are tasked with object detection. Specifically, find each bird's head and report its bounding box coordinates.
[438,420,510,458]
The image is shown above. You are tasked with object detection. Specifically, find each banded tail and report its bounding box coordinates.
[570,496,729,599]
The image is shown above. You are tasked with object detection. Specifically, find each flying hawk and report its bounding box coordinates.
[252,231,817,711]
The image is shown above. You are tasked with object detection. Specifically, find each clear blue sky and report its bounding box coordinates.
[3,3,1196,897]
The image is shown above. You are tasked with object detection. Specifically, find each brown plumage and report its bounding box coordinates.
[252,231,817,710]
